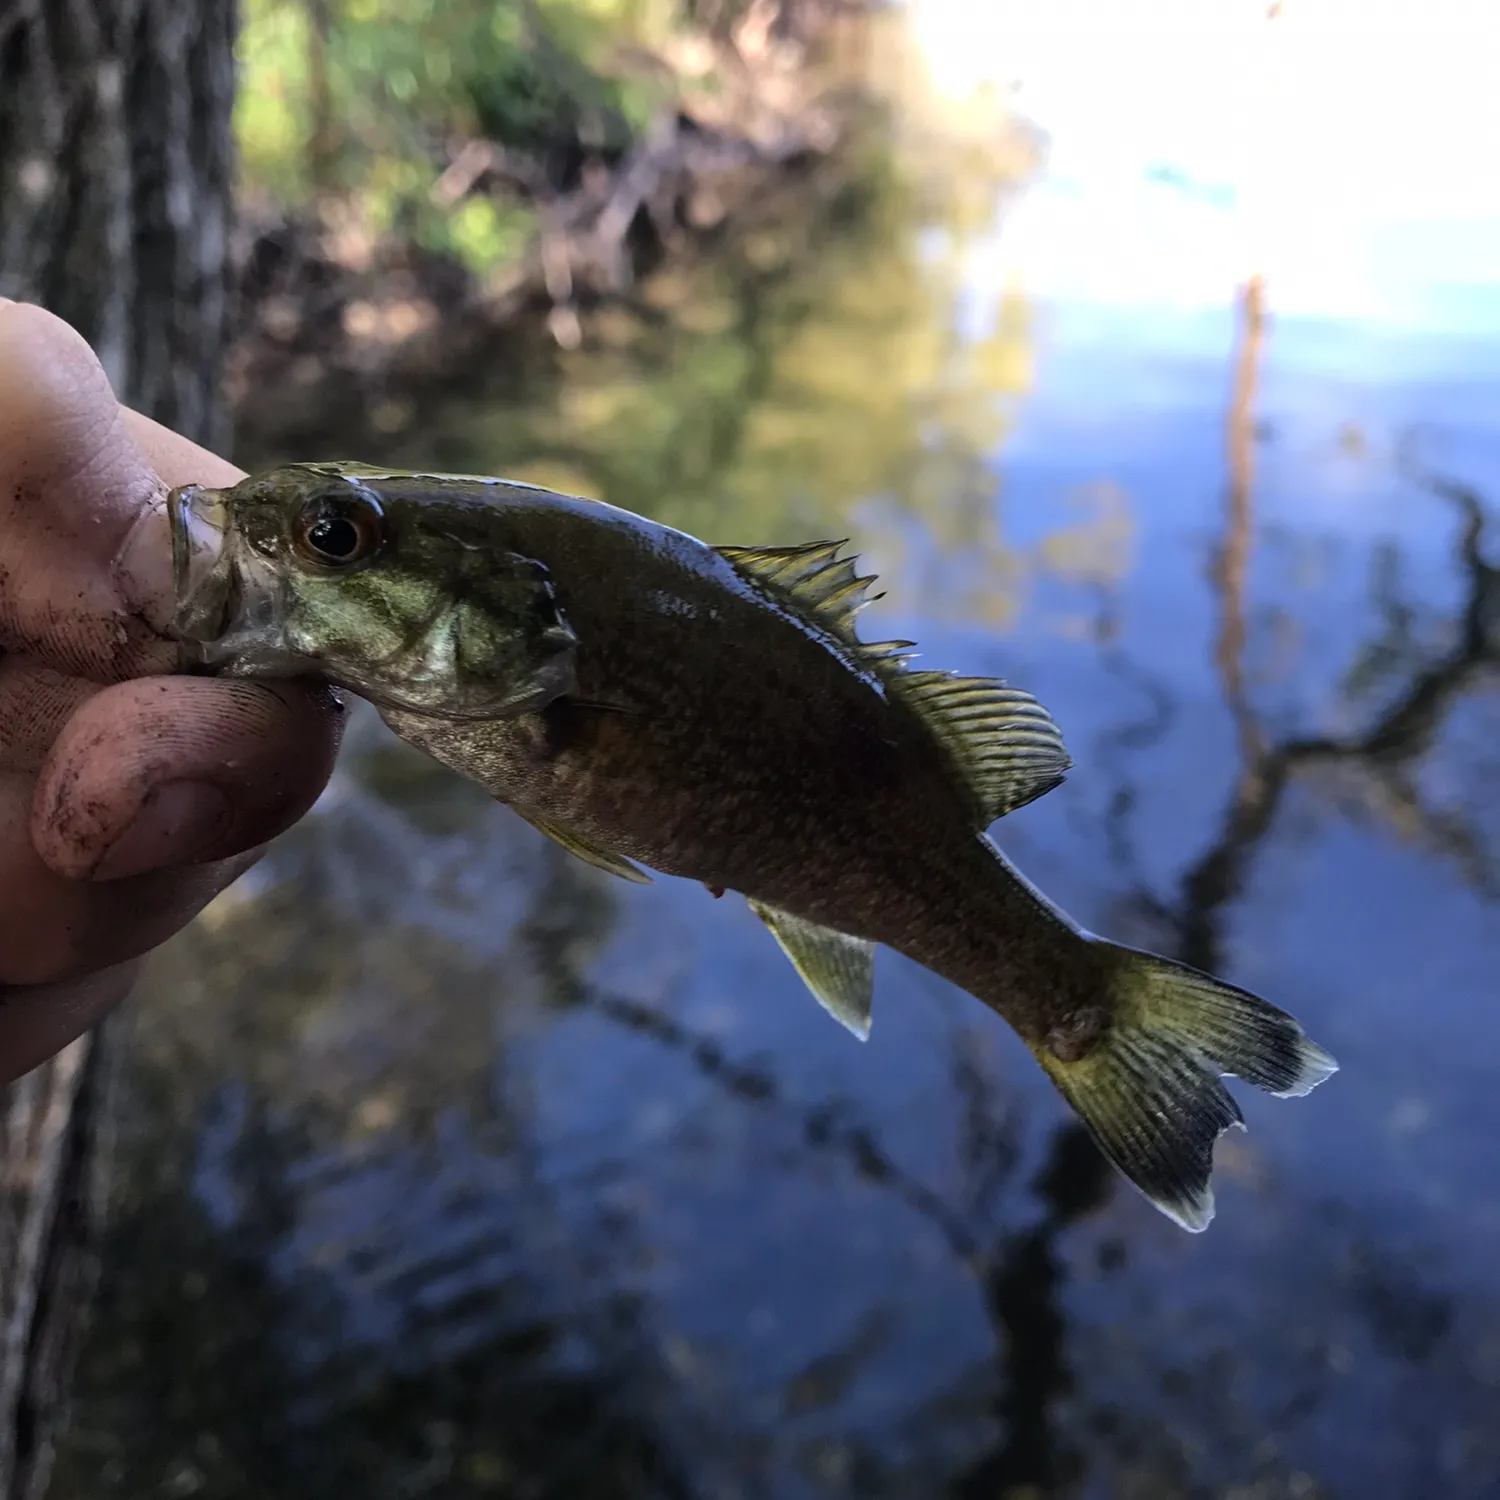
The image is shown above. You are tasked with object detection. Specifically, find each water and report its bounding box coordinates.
[51,54,1500,1500]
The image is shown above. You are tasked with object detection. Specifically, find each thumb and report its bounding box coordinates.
[0,301,190,680]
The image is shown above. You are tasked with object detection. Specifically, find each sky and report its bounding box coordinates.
[905,0,1500,330]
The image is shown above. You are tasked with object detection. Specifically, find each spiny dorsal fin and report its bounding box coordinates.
[715,541,882,646]
[715,540,1071,825]
[898,670,1072,824]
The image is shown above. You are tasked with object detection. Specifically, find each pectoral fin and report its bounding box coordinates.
[511,806,653,884]
[748,899,876,1040]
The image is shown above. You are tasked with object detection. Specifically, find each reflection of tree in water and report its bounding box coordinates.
[48,300,1420,1500]
[55,550,1493,1500]
[45,75,1129,1499]
[972,281,1500,1496]
[1101,353,1500,981]
[56,151,1500,1500]
[51,739,694,1499]
[54,1084,692,1500]
[947,1125,1112,1500]
[1177,451,1500,974]
[1058,288,1500,1495]
[62,1150,694,1498]
[40,692,1119,1500]
[535,955,1117,1498]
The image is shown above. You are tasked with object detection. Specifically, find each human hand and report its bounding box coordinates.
[0,300,344,1081]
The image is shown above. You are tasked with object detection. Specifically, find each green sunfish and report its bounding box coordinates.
[168,462,1337,1230]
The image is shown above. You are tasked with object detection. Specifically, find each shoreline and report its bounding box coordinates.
[226,10,879,466]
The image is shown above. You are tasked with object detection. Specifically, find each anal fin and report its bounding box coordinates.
[748,899,876,1040]
[510,805,653,884]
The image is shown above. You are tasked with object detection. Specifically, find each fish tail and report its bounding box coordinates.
[1029,942,1337,1232]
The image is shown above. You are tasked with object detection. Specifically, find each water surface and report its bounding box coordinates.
[51,68,1500,1500]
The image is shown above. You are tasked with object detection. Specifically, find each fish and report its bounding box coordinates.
[168,461,1337,1231]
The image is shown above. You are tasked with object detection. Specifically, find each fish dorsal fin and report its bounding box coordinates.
[715,541,883,646]
[510,805,653,884]
[748,898,875,1040]
[716,539,1070,826]
[894,671,1072,824]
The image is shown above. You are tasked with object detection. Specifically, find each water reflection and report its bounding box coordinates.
[1101,307,1500,986]
[50,53,1500,1500]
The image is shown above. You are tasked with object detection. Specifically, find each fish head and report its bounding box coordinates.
[168,463,578,719]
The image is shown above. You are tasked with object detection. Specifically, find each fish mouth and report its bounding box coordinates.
[167,482,299,677]
[169,483,234,652]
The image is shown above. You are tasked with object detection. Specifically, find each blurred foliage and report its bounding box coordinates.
[228,0,1097,632]
[294,48,1089,630]
[235,0,676,271]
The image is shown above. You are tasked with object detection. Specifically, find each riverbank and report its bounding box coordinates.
[226,0,880,463]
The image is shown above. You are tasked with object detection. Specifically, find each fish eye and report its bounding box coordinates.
[293,491,384,570]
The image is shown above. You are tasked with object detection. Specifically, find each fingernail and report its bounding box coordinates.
[92,780,232,881]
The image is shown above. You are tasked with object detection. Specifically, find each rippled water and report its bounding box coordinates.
[51,63,1500,1500]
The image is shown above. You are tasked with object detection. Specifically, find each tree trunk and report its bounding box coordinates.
[0,2,237,1496]
[0,0,237,454]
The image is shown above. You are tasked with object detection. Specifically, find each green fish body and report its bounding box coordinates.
[170,462,1337,1231]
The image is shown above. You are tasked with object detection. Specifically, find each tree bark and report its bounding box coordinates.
[0,2,237,1496]
[0,0,237,453]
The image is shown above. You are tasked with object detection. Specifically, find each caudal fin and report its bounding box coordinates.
[1031,944,1337,1232]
